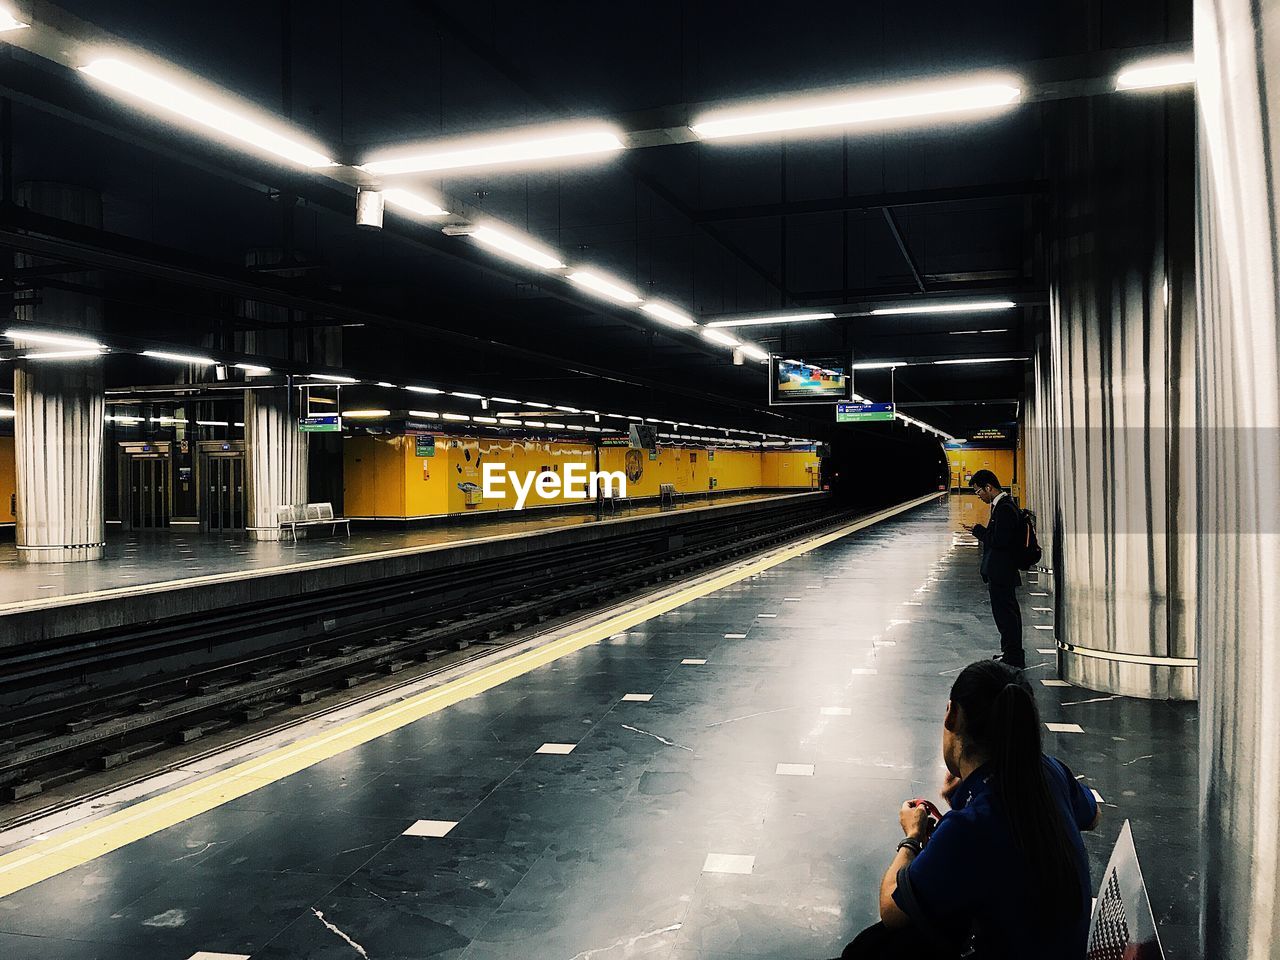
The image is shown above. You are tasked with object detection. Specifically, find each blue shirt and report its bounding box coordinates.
[893,756,1097,959]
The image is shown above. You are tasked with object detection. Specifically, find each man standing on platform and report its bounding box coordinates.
[961,469,1026,669]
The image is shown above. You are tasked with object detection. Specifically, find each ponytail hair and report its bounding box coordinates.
[950,661,1083,921]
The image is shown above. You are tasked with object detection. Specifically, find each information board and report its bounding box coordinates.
[299,415,342,432]
[415,435,435,457]
[836,402,895,423]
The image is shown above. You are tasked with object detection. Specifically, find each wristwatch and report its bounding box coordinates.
[896,837,924,855]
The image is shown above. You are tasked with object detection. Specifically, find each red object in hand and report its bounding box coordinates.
[908,798,944,824]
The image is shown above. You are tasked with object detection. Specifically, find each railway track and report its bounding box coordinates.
[0,496,859,815]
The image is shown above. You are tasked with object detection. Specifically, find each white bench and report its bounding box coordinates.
[276,502,351,542]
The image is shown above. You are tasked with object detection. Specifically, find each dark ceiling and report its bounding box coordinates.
[0,0,1190,439]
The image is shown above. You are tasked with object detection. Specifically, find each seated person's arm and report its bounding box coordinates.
[879,802,931,927]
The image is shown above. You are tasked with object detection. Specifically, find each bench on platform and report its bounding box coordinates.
[277,502,351,542]
[659,482,677,506]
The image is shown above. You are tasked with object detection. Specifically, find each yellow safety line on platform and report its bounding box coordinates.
[0,493,940,898]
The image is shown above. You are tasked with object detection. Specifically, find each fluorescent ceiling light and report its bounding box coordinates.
[5,328,105,350]
[235,362,272,374]
[471,225,566,270]
[707,312,835,327]
[442,413,469,421]
[148,416,187,424]
[702,328,740,347]
[143,349,215,365]
[382,188,449,218]
[308,373,358,383]
[739,343,769,361]
[1116,58,1196,91]
[567,270,641,304]
[361,124,624,176]
[524,420,545,427]
[546,422,567,429]
[498,418,522,426]
[0,408,13,418]
[491,396,521,404]
[691,79,1022,140]
[932,356,1028,365]
[451,391,484,400]
[473,415,498,424]
[79,58,335,168]
[342,409,390,418]
[196,420,230,427]
[852,361,904,369]
[642,302,696,328]
[554,405,579,413]
[408,410,440,418]
[871,300,1015,316]
[375,381,396,388]
[0,6,28,31]
[524,401,552,409]
[24,349,106,360]
[406,385,443,395]
[949,328,1010,335]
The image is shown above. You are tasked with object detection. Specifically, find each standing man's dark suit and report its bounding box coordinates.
[972,492,1025,668]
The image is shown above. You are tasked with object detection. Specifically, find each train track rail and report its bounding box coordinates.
[0,496,859,812]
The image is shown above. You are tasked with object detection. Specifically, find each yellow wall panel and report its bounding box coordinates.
[944,448,1016,493]
[344,435,821,519]
[0,435,14,524]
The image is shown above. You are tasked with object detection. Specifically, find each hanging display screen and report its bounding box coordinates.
[768,356,853,405]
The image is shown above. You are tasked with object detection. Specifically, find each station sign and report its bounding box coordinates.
[836,401,895,423]
[599,434,631,447]
[415,435,435,457]
[299,415,342,432]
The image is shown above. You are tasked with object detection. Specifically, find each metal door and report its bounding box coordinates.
[203,454,245,531]
[128,455,170,528]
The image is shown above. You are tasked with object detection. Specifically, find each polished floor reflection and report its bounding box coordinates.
[0,497,1197,959]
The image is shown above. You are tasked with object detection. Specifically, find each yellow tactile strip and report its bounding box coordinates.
[0,492,939,898]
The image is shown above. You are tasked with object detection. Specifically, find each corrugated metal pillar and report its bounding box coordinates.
[244,386,307,541]
[1041,83,1197,700]
[1196,2,1280,955]
[12,183,105,563]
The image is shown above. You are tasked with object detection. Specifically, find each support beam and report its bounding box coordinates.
[881,208,926,293]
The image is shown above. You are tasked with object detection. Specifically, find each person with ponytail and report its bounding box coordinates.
[837,660,1100,959]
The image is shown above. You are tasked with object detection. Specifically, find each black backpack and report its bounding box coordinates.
[1018,508,1042,570]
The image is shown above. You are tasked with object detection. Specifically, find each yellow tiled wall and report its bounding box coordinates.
[945,447,1017,496]
[344,435,820,519]
[0,435,14,524]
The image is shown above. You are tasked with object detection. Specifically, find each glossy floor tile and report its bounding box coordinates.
[0,498,1198,959]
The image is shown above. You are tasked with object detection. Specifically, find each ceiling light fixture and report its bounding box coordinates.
[382,188,449,218]
[739,343,769,361]
[641,302,696,328]
[143,349,215,365]
[5,328,106,350]
[406,385,443,395]
[361,124,624,176]
[691,78,1022,140]
[235,362,272,374]
[24,349,108,360]
[567,270,642,304]
[342,409,390,418]
[470,225,566,270]
[451,391,484,400]
[0,6,28,31]
[442,413,469,421]
[932,356,1028,365]
[196,420,230,427]
[308,373,358,383]
[870,300,1015,315]
[701,328,740,347]
[852,361,905,369]
[408,410,440,418]
[706,312,835,328]
[79,58,335,168]
[1116,58,1197,91]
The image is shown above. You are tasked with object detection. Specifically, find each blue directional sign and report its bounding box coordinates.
[836,402,895,423]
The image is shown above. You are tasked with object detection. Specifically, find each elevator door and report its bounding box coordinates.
[128,456,171,528]
[203,454,245,531]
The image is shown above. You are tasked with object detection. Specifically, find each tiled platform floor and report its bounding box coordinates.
[0,496,1198,959]
[0,490,803,612]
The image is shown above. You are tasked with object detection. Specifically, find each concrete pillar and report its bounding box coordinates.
[1029,86,1198,700]
[244,387,308,541]
[12,183,106,563]
[1195,2,1280,954]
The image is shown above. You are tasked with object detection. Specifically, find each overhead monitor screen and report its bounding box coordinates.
[769,356,853,405]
